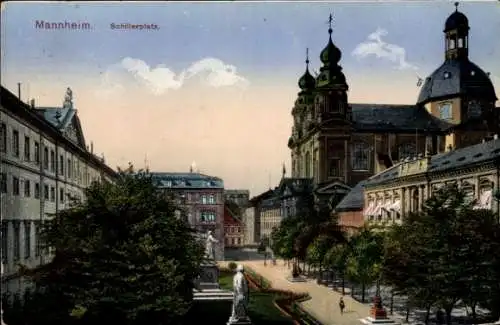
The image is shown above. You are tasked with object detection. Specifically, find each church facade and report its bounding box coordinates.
[288,6,499,199]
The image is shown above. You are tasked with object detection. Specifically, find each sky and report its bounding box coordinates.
[1,1,500,196]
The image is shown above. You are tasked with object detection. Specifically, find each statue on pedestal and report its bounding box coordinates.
[228,264,251,325]
[205,230,219,261]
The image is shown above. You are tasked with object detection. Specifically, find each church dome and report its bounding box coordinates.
[417,59,497,105]
[444,9,469,32]
[298,68,315,90]
[320,36,341,66]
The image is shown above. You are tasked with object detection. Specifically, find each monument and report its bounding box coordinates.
[193,230,233,300]
[228,264,252,325]
[360,296,399,325]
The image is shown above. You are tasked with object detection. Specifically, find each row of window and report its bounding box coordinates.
[0,123,93,184]
[200,195,216,204]
[200,211,216,222]
[296,142,420,178]
[1,220,43,263]
[225,226,241,233]
[0,173,81,203]
[225,237,242,246]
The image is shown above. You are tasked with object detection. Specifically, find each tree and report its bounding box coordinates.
[21,166,205,325]
[323,243,349,294]
[346,226,384,302]
[382,184,500,325]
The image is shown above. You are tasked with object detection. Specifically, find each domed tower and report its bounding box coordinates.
[315,13,350,125]
[313,13,352,185]
[417,2,498,151]
[289,49,316,177]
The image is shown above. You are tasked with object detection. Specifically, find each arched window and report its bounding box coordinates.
[398,143,416,161]
[351,142,371,171]
[461,181,475,204]
[305,151,311,178]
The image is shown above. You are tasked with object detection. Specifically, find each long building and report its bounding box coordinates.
[1,86,117,303]
[150,171,225,260]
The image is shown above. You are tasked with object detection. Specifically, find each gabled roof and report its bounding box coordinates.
[36,107,86,148]
[351,104,452,132]
[224,205,242,225]
[334,180,367,212]
[249,189,275,205]
[365,137,500,188]
[275,177,313,197]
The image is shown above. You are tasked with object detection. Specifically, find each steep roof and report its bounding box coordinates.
[275,177,313,198]
[334,180,367,212]
[351,104,452,132]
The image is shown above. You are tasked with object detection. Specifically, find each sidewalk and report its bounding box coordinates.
[241,260,373,325]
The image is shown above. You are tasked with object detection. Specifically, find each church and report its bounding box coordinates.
[287,4,499,203]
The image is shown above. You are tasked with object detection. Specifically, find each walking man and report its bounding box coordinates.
[339,297,345,315]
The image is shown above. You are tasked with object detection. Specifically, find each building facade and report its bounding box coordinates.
[288,7,499,204]
[223,205,244,247]
[248,189,275,244]
[362,137,500,227]
[243,206,256,245]
[1,86,117,302]
[151,172,225,260]
[273,177,314,219]
[259,195,282,243]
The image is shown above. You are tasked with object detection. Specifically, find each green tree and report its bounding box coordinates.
[382,184,500,324]
[346,226,384,302]
[323,243,349,294]
[21,166,205,325]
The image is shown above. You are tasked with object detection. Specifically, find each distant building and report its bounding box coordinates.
[248,189,275,244]
[151,172,225,260]
[1,86,117,303]
[273,177,313,219]
[224,189,249,208]
[260,194,282,243]
[223,205,244,247]
[334,180,366,236]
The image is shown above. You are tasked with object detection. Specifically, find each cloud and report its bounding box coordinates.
[352,28,418,71]
[102,57,249,95]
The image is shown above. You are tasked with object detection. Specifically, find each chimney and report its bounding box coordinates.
[17,83,21,100]
[30,99,35,108]
[90,141,94,154]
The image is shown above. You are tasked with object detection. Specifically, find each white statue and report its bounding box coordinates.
[205,230,219,261]
[229,264,250,324]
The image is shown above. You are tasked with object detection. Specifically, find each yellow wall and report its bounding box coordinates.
[427,97,462,123]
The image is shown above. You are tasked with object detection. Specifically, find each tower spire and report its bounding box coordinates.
[306,48,310,68]
[328,13,333,35]
[282,162,286,179]
[454,1,459,12]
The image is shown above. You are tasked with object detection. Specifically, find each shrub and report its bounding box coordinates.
[228,262,237,271]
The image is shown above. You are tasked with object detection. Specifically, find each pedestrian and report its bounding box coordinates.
[339,297,345,315]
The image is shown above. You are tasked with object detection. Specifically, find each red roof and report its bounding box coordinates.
[224,206,241,226]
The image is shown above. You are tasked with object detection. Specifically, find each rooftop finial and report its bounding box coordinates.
[328,13,333,35]
[305,48,310,67]
[454,2,459,12]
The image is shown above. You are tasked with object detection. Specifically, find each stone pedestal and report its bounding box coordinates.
[196,263,221,290]
[360,296,398,325]
[227,317,252,325]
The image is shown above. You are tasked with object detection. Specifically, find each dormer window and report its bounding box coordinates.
[470,70,475,76]
[439,102,452,120]
[444,72,451,79]
[457,38,464,48]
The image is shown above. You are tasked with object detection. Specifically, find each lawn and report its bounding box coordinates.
[219,270,294,325]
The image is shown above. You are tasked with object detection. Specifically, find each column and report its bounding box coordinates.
[418,186,423,211]
[401,188,406,216]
